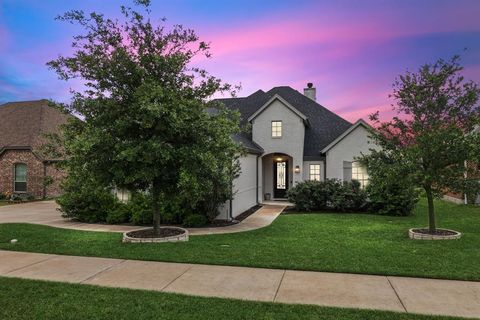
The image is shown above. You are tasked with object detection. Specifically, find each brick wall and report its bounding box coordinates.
[45,162,66,197]
[0,149,65,199]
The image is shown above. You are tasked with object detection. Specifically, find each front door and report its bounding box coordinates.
[273,160,289,198]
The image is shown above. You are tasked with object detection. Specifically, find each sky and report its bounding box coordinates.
[0,0,479,122]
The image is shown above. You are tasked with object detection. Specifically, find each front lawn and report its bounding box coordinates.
[0,199,479,281]
[0,277,465,320]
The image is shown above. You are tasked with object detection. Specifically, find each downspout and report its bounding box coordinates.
[229,161,234,221]
[256,154,260,204]
[323,155,327,181]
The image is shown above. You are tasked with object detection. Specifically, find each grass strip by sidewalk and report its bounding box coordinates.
[0,277,466,320]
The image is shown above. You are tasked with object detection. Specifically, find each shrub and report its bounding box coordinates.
[362,154,420,216]
[287,179,368,212]
[0,193,5,200]
[57,175,118,223]
[182,214,207,227]
[286,180,320,211]
[330,180,368,212]
[129,193,153,225]
[106,203,131,224]
[366,179,420,216]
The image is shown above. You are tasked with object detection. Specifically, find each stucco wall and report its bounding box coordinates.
[326,125,375,180]
[217,153,259,219]
[252,99,305,186]
[302,161,325,181]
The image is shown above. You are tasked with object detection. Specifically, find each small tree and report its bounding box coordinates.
[367,56,480,233]
[48,1,243,235]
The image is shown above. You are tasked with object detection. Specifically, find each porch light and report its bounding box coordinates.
[294,165,300,173]
[276,157,283,162]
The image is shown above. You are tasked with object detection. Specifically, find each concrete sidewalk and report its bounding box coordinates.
[1,250,479,318]
[0,201,285,235]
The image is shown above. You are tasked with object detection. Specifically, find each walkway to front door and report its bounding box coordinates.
[0,201,286,235]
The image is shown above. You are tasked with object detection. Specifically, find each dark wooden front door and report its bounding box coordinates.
[273,160,289,198]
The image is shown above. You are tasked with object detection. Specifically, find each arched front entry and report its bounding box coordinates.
[261,153,293,200]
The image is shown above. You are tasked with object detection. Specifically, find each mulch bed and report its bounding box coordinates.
[411,228,458,236]
[189,205,263,228]
[126,228,184,239]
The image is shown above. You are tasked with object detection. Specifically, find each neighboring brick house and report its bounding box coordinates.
[0,100,71,199]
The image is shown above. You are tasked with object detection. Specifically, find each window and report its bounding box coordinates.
[271,121,282,138]
[309,164,321,181]
[14,164,27,192]
[352,161,369,188]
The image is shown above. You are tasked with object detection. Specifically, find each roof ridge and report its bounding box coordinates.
[0,99,49,106]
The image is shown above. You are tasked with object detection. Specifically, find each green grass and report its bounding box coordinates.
[0,201,11,207]
[0,199,479,281]
[0,277,465,320]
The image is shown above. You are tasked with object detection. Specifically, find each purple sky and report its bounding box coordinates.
[1,0,479,121]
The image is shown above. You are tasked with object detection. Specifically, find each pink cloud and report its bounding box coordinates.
[199,1,480,61]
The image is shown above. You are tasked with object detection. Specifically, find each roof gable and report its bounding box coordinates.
[0,100,71,159]
[320,119,372,153]
[216,86,352,157]
[247,94,308,124]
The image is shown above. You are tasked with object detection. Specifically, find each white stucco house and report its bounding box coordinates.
[215,83,376,220]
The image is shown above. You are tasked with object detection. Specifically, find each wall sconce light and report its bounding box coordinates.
[294,165,300,173]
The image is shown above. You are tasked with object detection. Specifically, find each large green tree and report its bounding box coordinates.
[48,1,243,235]
[365,56,480,233]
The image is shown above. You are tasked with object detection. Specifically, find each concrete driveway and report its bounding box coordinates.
[0,201,285,235]
[0,201,141,232]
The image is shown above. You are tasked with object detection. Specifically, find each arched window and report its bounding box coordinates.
[14,164,27,192]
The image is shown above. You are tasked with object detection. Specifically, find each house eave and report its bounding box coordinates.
[247,94,308,123]
[320,119,373,154]
[0,145,60,162]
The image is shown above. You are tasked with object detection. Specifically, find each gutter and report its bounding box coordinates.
[323,154,327,181]
[256,154,260,204]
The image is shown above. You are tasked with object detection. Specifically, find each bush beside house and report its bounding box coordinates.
[287,177,420,216]
[287,179,368,213]
[57,178,210,227]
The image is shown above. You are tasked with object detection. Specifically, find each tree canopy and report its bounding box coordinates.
[48,1,243,234]
[363,56,480,232]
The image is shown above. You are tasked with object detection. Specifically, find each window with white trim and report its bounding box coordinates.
[309,164,321,181]
[271,121,282,138]
[14,163,27,192]
[352,161,369,188]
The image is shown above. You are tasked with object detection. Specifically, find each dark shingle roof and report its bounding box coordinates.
[216,86,352,157]
[0,100,71,159]
[233,133,264,154]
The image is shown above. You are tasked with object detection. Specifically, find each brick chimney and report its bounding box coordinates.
[303,83,316,101]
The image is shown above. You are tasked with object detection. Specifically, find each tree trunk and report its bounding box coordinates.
[152,180,161,237]
[424,184,436,233]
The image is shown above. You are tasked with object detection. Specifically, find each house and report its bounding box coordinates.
[216,84,376,219]
[444,125,480,205]
[0,100,70,199]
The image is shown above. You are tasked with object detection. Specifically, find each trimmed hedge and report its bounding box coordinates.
[182,214,207,227]
[288,177,420,216]
[287,179,368,212]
